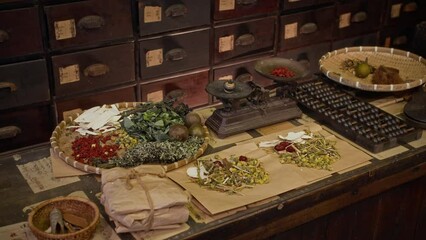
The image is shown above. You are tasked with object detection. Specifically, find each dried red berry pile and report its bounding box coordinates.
[71,134,120,164]
[270,67,296,78]
[274,141,295,153]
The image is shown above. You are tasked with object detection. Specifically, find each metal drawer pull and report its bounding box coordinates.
[235,73,253,82]
[83,64,110,77]
[403,2,417,12]
[351,11,367,23]
[237,0,258,5]
[165,48,187,61]
[0,82,17,92]
[166,4,188,17]
[0,126,21,140]
[300,23,318,34]
[236,34,255,46]
[0,30,9,43]
[78,15,105,30]
[393,36,408,45]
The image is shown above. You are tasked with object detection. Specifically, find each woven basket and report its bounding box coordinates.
[28,197,100,240]
[50,102,210,174]
[319,46,426,92]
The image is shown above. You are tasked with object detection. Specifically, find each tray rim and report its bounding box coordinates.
[50,102,210,174]
[319,46,426,92]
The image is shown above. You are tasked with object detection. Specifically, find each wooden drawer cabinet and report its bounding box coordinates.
[279,6,334,51]
[55,86,137,122]
[380,25,415,51]
[138,0,210,36]
[213,0,278,21]
[139,28,210,80]
[331,32,378,50]
[385,0,422,26]
[140,69,209,108]
[334,0,386,39]
[0,59,49,110]
[282,0,334,11]
[213,55,276,89]
[0,7,43,60]
[51,43,135,97]
[214,16,276,64]
[44,0,133,50]
[277,42,330,75]
[0,104,52,152]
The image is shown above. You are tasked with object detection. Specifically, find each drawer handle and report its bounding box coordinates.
[0,82,17,92]
[393,35,408,45]
[237,0,258,5]
[236,34,255,46]
[0,126,21,140]
[0,30,9,43]
[235,73,253,82]
[83,64,110,77]
[351,11,367,23]
[165,4,188,17]
[403,2,417,12]
[165,48,187,61]
[300,23,318,34]
[78,15,105,30]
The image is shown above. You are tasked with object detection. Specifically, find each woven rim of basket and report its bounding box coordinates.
[27,196,100,239]
[319,46,426,92]
[50,102,210,174]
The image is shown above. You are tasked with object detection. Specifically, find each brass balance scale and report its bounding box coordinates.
[205,58,310,138]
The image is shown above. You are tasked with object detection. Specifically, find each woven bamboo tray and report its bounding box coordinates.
[50,102,210,174]
[319,46,426,92]
[28,196,99,240]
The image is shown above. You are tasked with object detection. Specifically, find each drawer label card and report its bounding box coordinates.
[54,19,76,40]
[218,35,234,53]
[147,90,164,102]
[284,22,298,39]
[59,64,80,84]
[146,49,164,67]
[218,75,233,81]
[144,6,162,23]
[219,0,235,11]
[391,4,402,18]
[339,13,351,29]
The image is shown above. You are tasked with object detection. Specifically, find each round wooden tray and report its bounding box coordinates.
[50,102,210,174]
[319,46,426,92]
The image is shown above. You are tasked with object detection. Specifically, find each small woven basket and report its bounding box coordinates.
[28,197,100,240]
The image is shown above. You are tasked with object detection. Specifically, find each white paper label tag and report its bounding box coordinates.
[391,4,402,18]
[218,75,233,81]
[146,49,163,67]
[147,90,164,102]
[339,12,351,29]
[144,6,162,23]
[54,19,76,40]
[284,22,298,39]
[219,0,235,11]
[218,35,234,53]
[59,64,80,84]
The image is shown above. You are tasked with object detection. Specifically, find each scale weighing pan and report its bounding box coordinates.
[254,58,310,83]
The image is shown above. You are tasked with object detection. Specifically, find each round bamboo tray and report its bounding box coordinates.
[50,102,210,174]
[28,197,99,240]
[319,46,426,92]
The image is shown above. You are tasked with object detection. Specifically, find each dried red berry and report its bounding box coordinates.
[239,156,248,162]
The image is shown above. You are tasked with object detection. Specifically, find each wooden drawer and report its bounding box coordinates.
[55,86,137,122]
[139,28,210,80]
[214,16,276,64]
[277,41,330,75]
[0,104,53,152]
[140,70,209,108]
[334,0,386,39]
[0,59,49,111]
[138,0,210,36]
[44,0,133,50]
[213,55,276,90]
[0,7,43,59]
[279,6,334,51]
[331,32,379,50]
[282,0,334,11]
[385,0,422,26]
[52,43,135,97]
[213,0,278,21]
[380,25,415,51]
